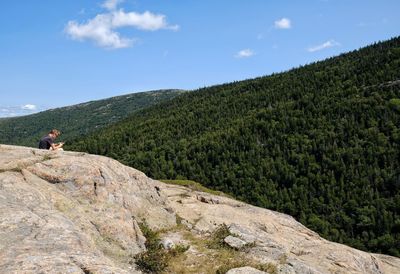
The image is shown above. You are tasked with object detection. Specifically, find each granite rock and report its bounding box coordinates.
[1,144,400,274]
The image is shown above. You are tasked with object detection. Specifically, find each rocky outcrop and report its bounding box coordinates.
[0,145,175,273]
[160,185,400,274]
[1,144,400,273]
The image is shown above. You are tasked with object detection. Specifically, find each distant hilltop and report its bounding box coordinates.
[0,89,185,147]
[1,144,399,273]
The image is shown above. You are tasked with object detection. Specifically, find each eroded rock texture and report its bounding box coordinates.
[1,144,399,274]
[0,145,175,273]
[158,183,400,274]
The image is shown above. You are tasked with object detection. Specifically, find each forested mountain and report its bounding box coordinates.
[68,37,400,255]
[0,89,184,147]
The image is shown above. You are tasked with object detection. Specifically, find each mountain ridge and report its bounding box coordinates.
[68,37,400,256]
[0,89,185,147]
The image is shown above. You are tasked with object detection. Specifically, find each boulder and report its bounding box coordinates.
[224,235,248,250]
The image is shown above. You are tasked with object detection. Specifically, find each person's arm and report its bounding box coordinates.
[51,142,64,150]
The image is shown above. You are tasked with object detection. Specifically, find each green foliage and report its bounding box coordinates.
[134,223,188,273]
[68,37,400,256]
[0,90,184,147]
[161,179,229,196]
[168,244,190,257]
[134,223,167,273]
[207,224,232,249]
[389,98,400,112]
[135,247,168,273]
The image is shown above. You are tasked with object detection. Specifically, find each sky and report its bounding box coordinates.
[0,0,399,117]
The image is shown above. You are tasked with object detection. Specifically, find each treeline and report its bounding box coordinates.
[0,89,184,147]
[68,37,400,256]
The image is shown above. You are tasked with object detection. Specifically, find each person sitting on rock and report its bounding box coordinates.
[38,129,64,151]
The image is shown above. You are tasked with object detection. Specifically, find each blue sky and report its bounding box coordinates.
[0,0,399,117]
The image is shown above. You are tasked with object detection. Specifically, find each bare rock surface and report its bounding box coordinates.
[224,235,248,250]
[0,145,175,273]
[1,144,400,273]
[159,184,400,274]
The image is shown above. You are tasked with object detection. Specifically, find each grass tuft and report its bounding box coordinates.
[133,223,189,273]
[206,223,231,249]
[160,179,229,197]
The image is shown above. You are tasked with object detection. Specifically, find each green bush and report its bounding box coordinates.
[207,224,231,249]
[133,223,189,273]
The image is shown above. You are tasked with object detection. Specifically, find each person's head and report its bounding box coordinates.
[49,129,61,139]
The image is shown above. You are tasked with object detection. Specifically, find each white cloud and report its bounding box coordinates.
[66,15,134,49]
[112,10,179,31]
[65,4,179,49]
[22,104,37,110]
[102,0,124,11]
[0,105,45,117]
[274,18,291,29]
[235,49,255,58]
[307,39,340,52]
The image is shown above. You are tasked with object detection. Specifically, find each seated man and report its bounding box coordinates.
[38,129,64,151]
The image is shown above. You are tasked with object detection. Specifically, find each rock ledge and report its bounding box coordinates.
[1,145,399,274]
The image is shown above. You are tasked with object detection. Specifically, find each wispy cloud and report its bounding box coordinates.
[307,39,340,52]
[65,0,179,49]
[22,104,37,110]
[102,0,124,11]
[235,49,255,58]
[0,105,43,118]
[358,18,389,28]
[274,18,291,29]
